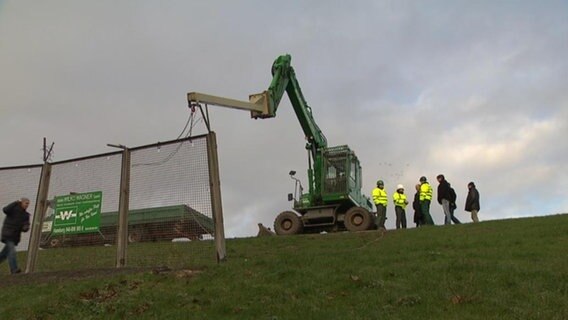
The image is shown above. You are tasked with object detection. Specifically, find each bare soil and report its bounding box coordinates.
[0,267,151,288]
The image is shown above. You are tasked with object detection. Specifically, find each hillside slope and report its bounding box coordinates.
[1,214,567,319]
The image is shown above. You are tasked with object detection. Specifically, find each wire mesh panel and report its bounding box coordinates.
[1,133,221,274]
[0,165,42,260]
[128,135,215,268]
[35,152,123,272]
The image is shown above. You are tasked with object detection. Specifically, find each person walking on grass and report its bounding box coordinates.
[448,183,461,224]
[0,198,31,274]
[392,184,409,229]
[437,174,461,225]
[372,180,388,229]
[412,184,422,227]
[465,182,480,223]
[419,176,435,225]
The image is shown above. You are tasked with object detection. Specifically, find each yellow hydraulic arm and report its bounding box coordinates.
[187,91,271,118]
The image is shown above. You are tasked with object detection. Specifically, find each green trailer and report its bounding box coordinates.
[41,204,214,248]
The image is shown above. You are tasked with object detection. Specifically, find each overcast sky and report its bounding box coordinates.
[1,1,567,237]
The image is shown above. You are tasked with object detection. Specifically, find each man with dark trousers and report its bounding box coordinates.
[412,184,423,227]
[372,180,388,229]
[448,184,461,224]
[392,184,408,229]
[0,198,31,274]
[419,176,435,225]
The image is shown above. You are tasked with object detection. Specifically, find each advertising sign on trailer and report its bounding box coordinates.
[52,191,103,235]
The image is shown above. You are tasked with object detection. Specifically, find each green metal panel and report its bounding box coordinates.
[44,204,214,235]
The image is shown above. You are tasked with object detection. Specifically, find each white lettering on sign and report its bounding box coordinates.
[58,210,77,220]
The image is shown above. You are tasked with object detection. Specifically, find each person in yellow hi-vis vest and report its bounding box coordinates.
[419,176,435,225]
[392,184,409,229]
[372,180,388,229]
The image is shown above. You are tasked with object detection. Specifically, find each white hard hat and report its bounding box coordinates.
[397,184,404,190]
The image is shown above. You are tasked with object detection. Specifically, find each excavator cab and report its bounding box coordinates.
[322,146,349,195]
[321,146,367,206]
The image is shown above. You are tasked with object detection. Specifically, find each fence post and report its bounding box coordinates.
[25,163,52,273]
[116,148,131,267]
[206,132,226,262]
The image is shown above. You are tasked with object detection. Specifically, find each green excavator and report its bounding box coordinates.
[188,54,374,235]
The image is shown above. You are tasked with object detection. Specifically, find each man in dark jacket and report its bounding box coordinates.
[0,198,31,274]
[465,182,480,223]
[412,184,422,227]
[437,174,455,225]
[448,185,461,224]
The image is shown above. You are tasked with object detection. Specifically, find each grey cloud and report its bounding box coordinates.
[1,1,567,236]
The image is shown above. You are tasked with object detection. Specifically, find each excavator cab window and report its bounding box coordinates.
[349,158,357,191]
[323,148,349,194]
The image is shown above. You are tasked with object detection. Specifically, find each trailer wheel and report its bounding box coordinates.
[49,238,62,248]
[274,211,303,235]
[128,227,144,243]
[344,207,373,232]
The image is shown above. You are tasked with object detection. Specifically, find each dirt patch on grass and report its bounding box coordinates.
[0,267,150,288]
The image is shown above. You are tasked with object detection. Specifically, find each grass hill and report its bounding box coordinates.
[1,214,567,319]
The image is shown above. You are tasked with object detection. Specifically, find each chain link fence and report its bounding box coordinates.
[0,165,42,253]
[36,151,122,271]
[0,133,224,275]
[127,136,215,268]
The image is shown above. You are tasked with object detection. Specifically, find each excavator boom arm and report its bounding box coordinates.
[188,54,328,153]
[187,54,338,204]
[251,55,328,152]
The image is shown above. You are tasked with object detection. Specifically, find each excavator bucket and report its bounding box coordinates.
[249,91,273,119]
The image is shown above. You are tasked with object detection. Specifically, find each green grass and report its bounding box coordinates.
[1,215,567,319]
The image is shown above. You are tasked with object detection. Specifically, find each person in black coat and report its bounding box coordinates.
[0,198,31,274]
[465,181,481,222]
[447,184,461,224]
[436,174,454,225]
[436,174,462,225]
[412,184,422,227]
[465,182,480,223]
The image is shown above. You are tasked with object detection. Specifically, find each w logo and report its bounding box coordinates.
[58,210,77,220]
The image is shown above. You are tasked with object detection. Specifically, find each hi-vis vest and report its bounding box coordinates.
[372,187,388,206]
[393,192,407,209]
[420,182,433,201]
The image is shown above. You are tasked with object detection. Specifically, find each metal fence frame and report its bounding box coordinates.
[2,132,226,273]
